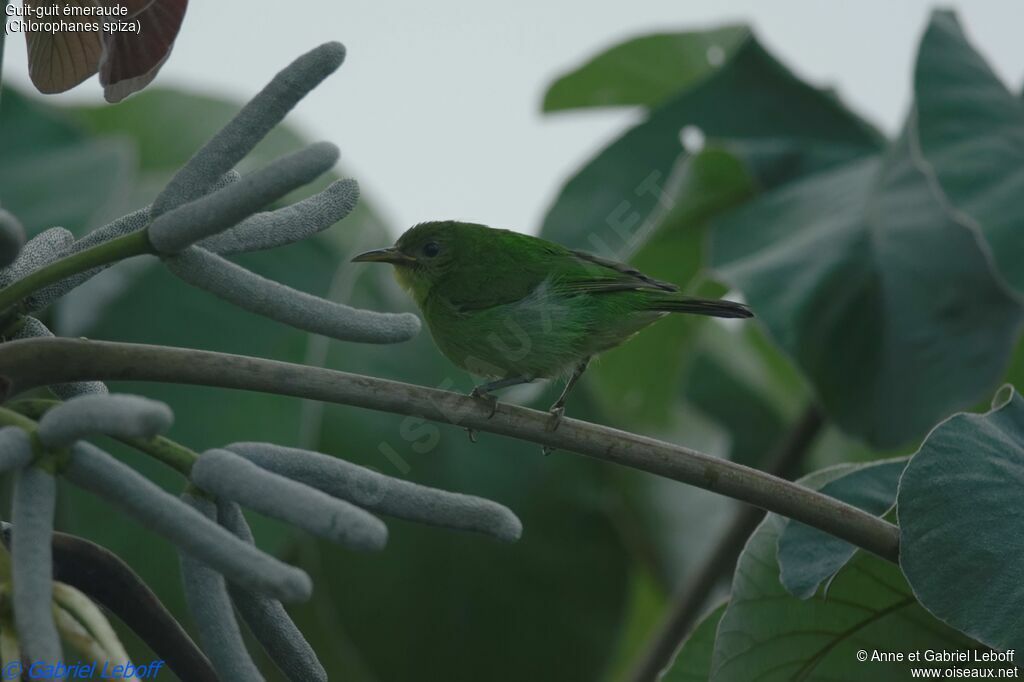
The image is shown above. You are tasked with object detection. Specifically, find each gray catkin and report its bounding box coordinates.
[12,171,240,311]
[11,466,62,674]
[165,246,421,343]
[192,449,387,551]
[65,442,312,602]
[152,42,346,215]
[201,178,360,255]
[22,209,150,312]
[179,494,265,682]
[1,227,74,287]
[148,143,340,255]
[11,318,108,398]
[36,394,173,449]
[218,501,327,682]
[0,208,26,268]
[0,427,33,473]
[228,442,523,542]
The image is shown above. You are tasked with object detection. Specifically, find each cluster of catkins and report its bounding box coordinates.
[0,41,523,681]
[1,394,520,681]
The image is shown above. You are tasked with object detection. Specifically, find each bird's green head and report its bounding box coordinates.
[351,220,470,302]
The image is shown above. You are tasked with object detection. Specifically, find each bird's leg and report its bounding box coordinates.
[469,375,533,419]
[546,357,591,434]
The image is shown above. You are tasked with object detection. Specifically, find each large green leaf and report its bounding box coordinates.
[543,25,749,111]
[0,88,134,236]
[898,386,1024,652]
[539,33,882,254]
[710,466,982,681]
[914,10,1024,297]
[712,129,1023,448]
[585,147,754,426]
[663,601,727,681]
[777,458,906,599]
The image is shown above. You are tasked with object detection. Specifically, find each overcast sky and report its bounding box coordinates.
[4,1,1023,235]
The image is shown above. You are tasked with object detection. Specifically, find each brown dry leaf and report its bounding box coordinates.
[24,0,104,94]
[100,0,188,103]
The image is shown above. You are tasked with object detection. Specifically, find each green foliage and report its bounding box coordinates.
[663,602,726,681]
[914,11,1024,297]
[777,458,906,599]
[711,467,979,681]
[0,89,133,237]
[543,26,749,110]
[714,131,1022,448]
[538,10,1023,679]
[899,387,1024,652]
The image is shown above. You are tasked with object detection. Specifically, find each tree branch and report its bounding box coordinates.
[8,398,198,476]
[0,337,900,563]
[627,406,825,682]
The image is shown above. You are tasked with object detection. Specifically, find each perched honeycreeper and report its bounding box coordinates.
[353,221,752,424]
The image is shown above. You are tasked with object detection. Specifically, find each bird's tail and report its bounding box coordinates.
[647,295,753,319]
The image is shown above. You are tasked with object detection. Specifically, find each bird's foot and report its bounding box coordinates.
[469,387,498,419]
[546,405,565,432]
[541,444,556,456]
[465,427,478,443]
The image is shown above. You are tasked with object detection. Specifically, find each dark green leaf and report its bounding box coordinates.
[712,129,1023,448]
[543,25,749,111]
[777,458,907,599]
[540,35,882,255]
[899,386,1024,652]
[662,601,726,681]
[0,88,134,236]
[914,10,1024,296]
[681,317,813,469]
[586,147,754,426]
[711,466,981,681]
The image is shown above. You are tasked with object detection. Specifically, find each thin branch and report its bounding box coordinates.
[8,398,198,476]
[627,406,825,682]
[0,230,154,314]
[0,337,901,563]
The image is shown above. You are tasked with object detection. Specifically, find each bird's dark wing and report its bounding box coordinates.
[430,230,676,312]
[430,229,564,312]
[553,250,679,295]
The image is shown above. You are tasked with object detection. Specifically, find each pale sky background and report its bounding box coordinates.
[4,1,1023,234]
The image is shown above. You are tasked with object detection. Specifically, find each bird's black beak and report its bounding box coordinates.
[351,247,417,266]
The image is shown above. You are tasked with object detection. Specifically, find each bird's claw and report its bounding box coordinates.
[541,444,555,456]
[546,405,565,432]
[470,388,498,419]
[465,427,478,443]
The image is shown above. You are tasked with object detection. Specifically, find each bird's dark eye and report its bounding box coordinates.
[422,241,441,258]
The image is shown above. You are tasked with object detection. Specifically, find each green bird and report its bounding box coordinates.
[353,221,752,424]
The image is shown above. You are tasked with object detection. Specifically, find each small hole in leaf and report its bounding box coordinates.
[680,125,705,153]
[706,45,726,66]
